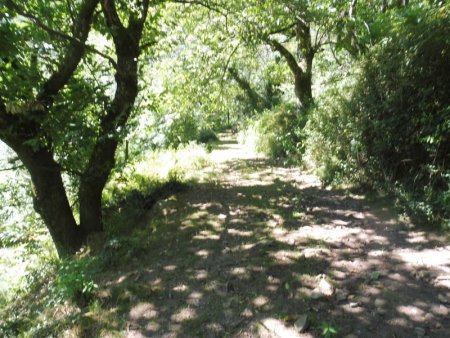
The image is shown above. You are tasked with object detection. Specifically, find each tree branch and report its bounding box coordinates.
[220,41,241,83]
[349,0,357,18]
[266,22,296,37]
[0,164,25,172]
[170,0,227,16]
[265,38,303,76]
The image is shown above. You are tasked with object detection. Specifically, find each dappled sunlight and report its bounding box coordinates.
[163,265,177,271]
[396,305,426,321]
[195,249,210,258]
[253,295,270,307]
[393,246,450,279]
[268,249,302,264]
[291,224,363,242]
[170,307,197,323]
[129,303,158,321]
[227,228,254,237]
[172,284,189,292]
[192,230,220,241]
[87,135,450,337]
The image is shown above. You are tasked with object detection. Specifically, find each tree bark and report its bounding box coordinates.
[0,0,99,257]
[295,21,314,110]
[3,139,84,257]
[78,0,149,234]
[267,35,313,111]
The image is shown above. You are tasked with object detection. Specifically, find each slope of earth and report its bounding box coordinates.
[99,134,450,338]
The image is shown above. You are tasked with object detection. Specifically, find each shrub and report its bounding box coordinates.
[241,103,307,163]
[197,128,219,144]
[307,7,450,227]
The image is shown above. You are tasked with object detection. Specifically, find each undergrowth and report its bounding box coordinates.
[0,143,211,337]
[239,103,307,165]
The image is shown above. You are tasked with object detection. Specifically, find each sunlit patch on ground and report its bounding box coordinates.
[18,133,446,338]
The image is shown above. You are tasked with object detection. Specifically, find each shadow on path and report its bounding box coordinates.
[98,137,450,338]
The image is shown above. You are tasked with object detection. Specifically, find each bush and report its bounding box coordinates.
[196,128,219,144]
[241,103,307,163]
[307,7,450,227]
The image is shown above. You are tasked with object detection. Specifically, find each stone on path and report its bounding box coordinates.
[260,318,302,338]
[294,314,309,333]
[311,275,335,299]
[414,327,426,337]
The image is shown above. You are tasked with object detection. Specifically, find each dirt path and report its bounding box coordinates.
[107,134,450,338]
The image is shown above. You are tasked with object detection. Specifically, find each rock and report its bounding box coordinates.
[260,318,302,338]
[222,246,231,254]
[428,271,438,279]
[294,314,309,333]
[424,313,433,321]
[349,302,360,308]
[311,276,335,299]
[241,308,253,318]
[414,327,426,337]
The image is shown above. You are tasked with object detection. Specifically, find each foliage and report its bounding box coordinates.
[241,103,307,163]
[197,128,219,144]
[49,257,99,307]
[321,321,338,338]
[307,5,450,227]
[0,141,213,336]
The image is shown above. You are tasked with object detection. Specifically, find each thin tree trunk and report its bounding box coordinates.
[296,21,314,110]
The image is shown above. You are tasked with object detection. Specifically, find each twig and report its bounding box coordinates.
[170,0,227,16]
[0,165,25,172]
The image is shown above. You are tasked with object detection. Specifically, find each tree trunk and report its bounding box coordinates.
[266,18,315,111]
[5,141,84,257]
[295,21,314,110]
[0,0,99,257]
[78,0,149,234]
[294,72,312,110]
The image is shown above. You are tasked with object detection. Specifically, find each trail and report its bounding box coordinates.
[111,134,450,338]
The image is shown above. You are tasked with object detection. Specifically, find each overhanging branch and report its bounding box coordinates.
[170,0,227,16]
[265,38,303,76]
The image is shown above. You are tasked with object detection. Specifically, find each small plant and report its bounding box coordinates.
[321,321,338,338]
[49,258,99,307]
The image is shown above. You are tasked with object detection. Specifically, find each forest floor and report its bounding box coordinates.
[98,133,450,338]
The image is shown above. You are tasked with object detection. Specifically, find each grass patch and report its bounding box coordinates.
[0,143,212,337]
